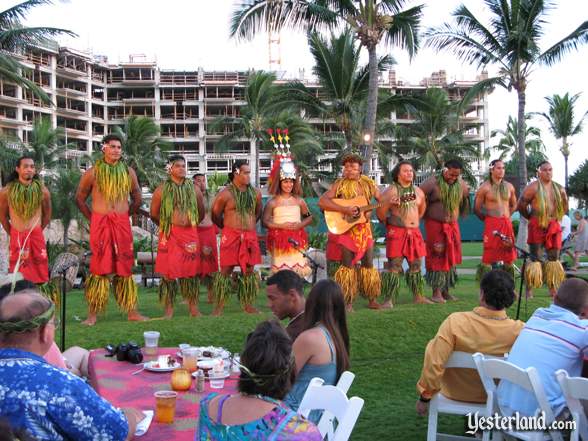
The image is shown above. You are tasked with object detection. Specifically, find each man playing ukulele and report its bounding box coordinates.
[319,153,382,312]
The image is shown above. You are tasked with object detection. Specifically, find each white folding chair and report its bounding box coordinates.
[473,353,563,441]
[426,351,496,441]
[316,371,356,439]
[298,377,364,441]
[555,369,588,441]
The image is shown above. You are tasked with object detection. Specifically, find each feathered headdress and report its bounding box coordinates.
[267,128,297,190]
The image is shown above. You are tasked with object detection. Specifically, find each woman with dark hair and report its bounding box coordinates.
[262,145,313,277]
[197,320,321,440]
[284,279,350,412]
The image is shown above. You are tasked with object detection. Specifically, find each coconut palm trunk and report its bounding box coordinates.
[517,87,528,194]
[561,137,569,191]
[363,45,379,173]
[251,137,259,187]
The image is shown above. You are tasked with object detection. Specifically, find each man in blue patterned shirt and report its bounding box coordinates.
[0,289,143,440]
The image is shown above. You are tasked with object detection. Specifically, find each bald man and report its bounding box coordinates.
[497,278,588,419]
[0,291,143,441]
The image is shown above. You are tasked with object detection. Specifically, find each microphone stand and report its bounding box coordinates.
[60,269,67,351]
[291,242,323,285]
[511,244,538,321]
[56,258,79,352]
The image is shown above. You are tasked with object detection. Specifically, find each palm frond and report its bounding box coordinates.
[229,0,337,41]
[382,5,424,58]
[539,20,588,66]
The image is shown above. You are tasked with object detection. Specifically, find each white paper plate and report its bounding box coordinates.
[143,361,179,372]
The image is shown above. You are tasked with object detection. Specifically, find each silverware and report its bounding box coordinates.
[130,366,145,375]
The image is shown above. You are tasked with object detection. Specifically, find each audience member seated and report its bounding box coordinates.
[416,270,524,416]
[197,320,321,440]
[266,270,306,341]
[284,279,350,412]
[497,277,588,418]
[0,289,144,441]
[0,279,90,377]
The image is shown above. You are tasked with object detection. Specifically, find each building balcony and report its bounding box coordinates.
[56,87,87,97]
[56,107,87,117]
[122,97,155,104]
[56,65,88,78]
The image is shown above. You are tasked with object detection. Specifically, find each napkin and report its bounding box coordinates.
[135,410,154,437]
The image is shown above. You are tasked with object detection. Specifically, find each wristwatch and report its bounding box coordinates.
[419,395,431,403]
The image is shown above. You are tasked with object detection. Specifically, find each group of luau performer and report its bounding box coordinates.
[0,132,569,322]
[474,159,568,298]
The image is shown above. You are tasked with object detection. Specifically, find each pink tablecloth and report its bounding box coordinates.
[88,348,238,441]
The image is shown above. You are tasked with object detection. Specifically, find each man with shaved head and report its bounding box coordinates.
[497,278,588,418]
[0,290,143,441]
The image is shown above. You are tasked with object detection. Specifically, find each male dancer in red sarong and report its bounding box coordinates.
[420,159,470,303]
[193,173,219,303]
[518,161,568,297]
[377,161,429,307]
[210,160,262,316]
[150,156,204,318]
[0,156,52,296]
[474,159,517,280]
[76,134,148,325]
[319,153,382,312]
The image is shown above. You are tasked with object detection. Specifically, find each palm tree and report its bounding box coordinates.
[278,29,391,149]
[49,166,82,248]
[491,116,547,183]
[211,71,279,187]
[25,117,70,175]
[112,116,171,191]
[230,0,424,175]
[0,138,21,186]
[0,0,75,103]
[534,92,588,190]
[492,116,545,159]
[426,0,588,193]
[393,87,481,185]
[568,160,588,209]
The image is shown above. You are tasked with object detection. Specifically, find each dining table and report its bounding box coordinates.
[88,348,239,440]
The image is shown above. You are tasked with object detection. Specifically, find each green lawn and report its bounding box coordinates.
[58,273,554,440]
[460,242,483,256]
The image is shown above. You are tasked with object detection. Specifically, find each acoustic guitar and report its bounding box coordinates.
[324,196,382,235]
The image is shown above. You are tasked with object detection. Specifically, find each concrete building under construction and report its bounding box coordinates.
[0,44,489,186]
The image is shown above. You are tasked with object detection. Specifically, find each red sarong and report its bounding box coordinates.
[9,226,48,283]
[386,225,426,261]
[482,216,517,264]
[219,226,261,272]
[266,228,308,253]
[326,231,342,262]
[197,224,219,276]
[333,222,373,265]
[424,219,462,272]
[89,212,134,277]
[527,216,562,250]
[155,225,200,279]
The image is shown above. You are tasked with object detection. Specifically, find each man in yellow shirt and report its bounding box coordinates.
[416,270,524,415]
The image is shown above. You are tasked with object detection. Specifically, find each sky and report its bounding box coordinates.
[5,0,588,188]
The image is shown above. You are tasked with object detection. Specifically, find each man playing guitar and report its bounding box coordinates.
[319,153,382,311]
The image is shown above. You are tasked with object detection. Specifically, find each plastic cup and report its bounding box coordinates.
[209,373,225,389]
[154,390,177,423]
[143,331,160,356]
[182,348,198,373]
